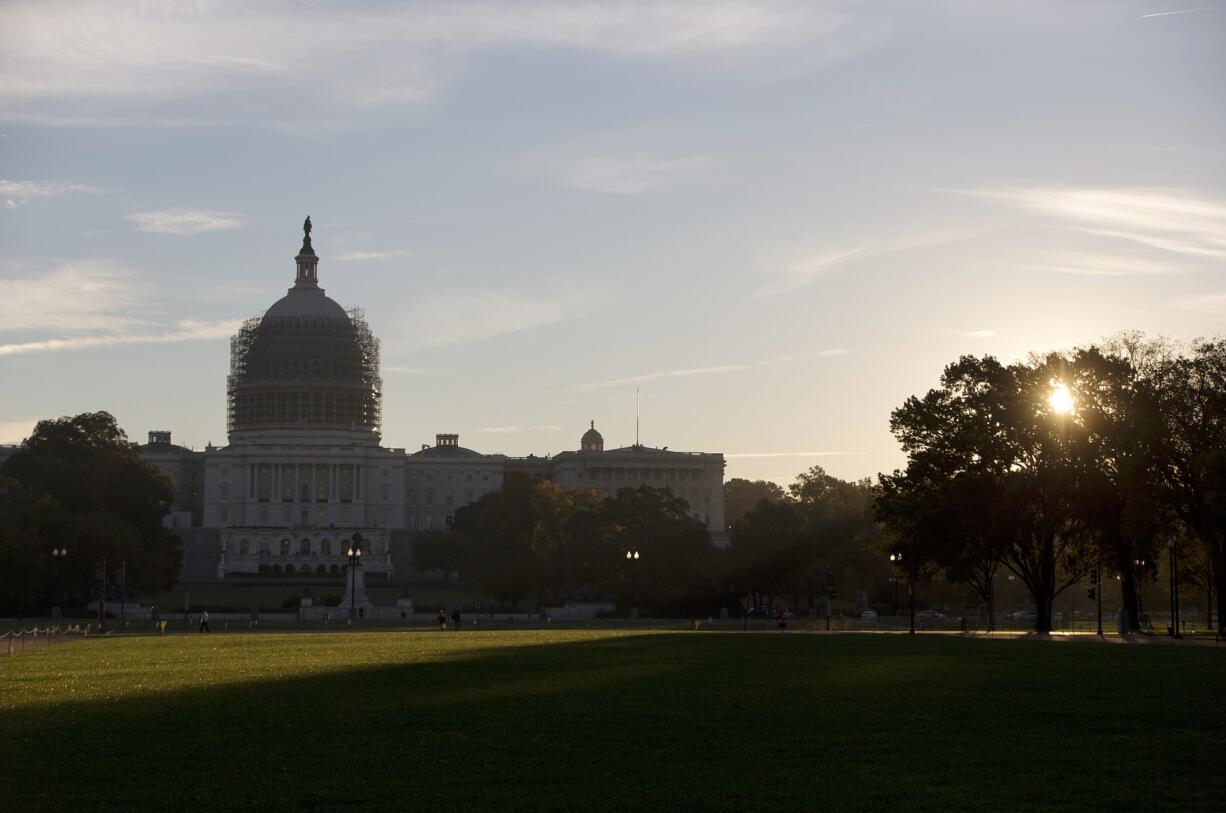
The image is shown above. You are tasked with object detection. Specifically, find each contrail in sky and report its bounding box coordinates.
[1140,7,1211,17]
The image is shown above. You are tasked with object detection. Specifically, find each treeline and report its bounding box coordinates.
[413,465,883,615]
[0,412,182,614]
[877,334,1225,634]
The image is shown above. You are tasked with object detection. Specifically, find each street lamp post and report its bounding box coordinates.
[625,549,640,618]
[891,553,914,635]
[50,547,67,615]
[347,532,364,623]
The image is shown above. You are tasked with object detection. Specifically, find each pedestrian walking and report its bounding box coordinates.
[436,609,447,631]
[451,609,461,629]
[199,608,211,633]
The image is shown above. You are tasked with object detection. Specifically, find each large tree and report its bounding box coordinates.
[728,498,808,608]
[888,355,1095,632]
[1148,340,1226,634]
[0,412,181,611]
[723,478,787,529]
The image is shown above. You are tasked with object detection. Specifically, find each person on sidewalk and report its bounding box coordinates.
[199,609,211,633]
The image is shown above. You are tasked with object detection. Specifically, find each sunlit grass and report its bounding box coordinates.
[2,631,1223,812]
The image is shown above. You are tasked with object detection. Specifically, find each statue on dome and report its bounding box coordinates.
[303,215,312,238]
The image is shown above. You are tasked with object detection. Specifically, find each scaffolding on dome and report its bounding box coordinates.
[226,317,262,432]
[348,306,383,434]
[225,308,382,437]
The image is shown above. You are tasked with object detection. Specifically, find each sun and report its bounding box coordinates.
[1048,383,1074,415]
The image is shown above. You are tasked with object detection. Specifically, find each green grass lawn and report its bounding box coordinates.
[2,632,1223,812]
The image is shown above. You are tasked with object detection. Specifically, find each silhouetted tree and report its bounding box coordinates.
[723,478,787,528]
[0,412,180,611]
[729,498,808,608]
[410,528,470,582]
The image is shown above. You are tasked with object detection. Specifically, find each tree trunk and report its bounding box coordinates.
[1118,561,1141,633]
[1212,542,1226,637]
[1036,535,1055,633]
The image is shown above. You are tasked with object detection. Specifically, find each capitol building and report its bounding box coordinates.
[145,221,727,584]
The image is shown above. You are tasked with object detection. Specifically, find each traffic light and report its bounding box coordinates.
[1087,585,1096,600]
[1087,567,1099,600]
[826,568,836,600]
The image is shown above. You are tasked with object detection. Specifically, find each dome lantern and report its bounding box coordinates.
[580,420,604,453]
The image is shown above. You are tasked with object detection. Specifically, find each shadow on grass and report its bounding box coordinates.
[2,633,1224,813]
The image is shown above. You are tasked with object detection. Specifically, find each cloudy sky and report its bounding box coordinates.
[1,0,1223,486]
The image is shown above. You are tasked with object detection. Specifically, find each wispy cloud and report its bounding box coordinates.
[725,451,866,459]
[0,319,241,357]
[402,289,580,347]
[1175,293,1226,315]
[335,249,409,261]
[752,227,981,297]
[0,2,864,125]
[1,179,104,208]
[521,148,713,195]
[1141,7,1211,18]
[575,364,746,391]
[383,365,432,375]
[1026,252,1182,276]
[127,209,245,235]
[473,424,563,434]
[815,348,849,357]
[0,260,143,333]
[969,187,1226,259]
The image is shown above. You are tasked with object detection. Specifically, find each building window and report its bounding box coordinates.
[445,513,454,527]
[300,509,309,527]
[299,538,311,556]
[464,488,473,503]
[409,514,417,529]
[219,482,230,499]
[239,538,250,556]
[219,507,228,523]
[259,507,268,523]
[380,483,391,501]
[425,488,434,506]
[318,510,327,525]
[280,539,291,556]
[321,539,332,556]
[408,489,417,506]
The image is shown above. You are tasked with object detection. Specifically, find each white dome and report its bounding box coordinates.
[264,287,349,321]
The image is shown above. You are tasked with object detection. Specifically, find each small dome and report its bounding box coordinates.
[264,287,349,321]
[580,420,603,452]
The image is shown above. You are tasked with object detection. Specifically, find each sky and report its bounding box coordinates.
[1,0,1224,488]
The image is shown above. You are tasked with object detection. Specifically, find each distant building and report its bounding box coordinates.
[137,221,727,583]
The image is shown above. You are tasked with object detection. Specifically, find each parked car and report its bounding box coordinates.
[1009,609,1039,622]
[860,609,879,622]
[915,609,947,620]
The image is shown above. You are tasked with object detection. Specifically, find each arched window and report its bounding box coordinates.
[315,563,326,575]
[285,563,296,575]
[320,539,332,557]
[329,563,339,574]
[299,538,311,556]
[280,539,291,556]
[239,538,250,556]
[271,564,282,575]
